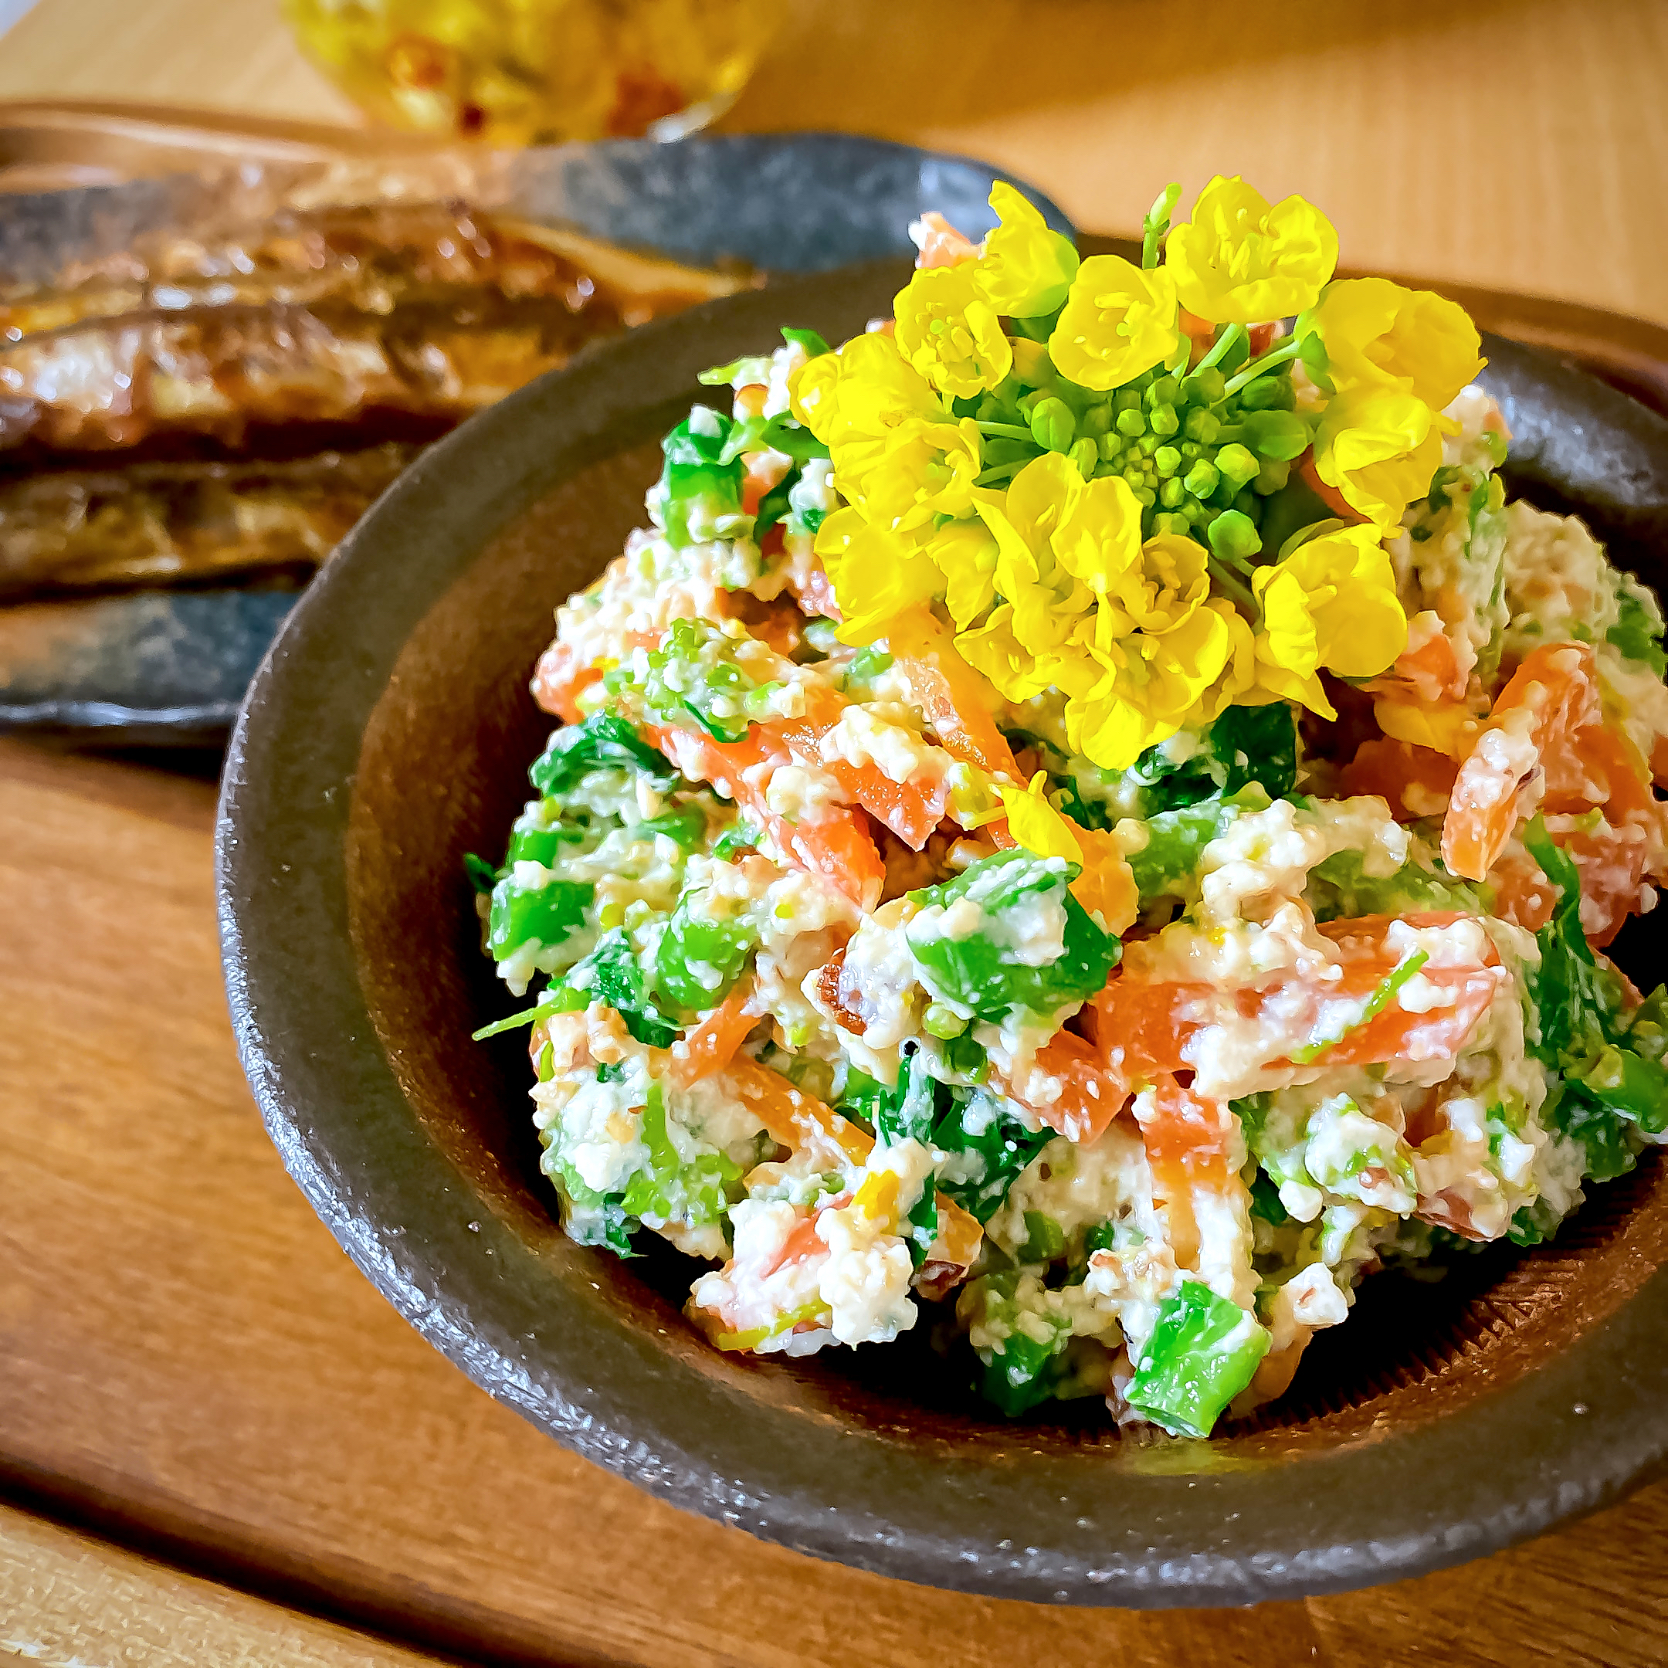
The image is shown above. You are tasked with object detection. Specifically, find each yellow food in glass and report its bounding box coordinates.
[283,0,782,144]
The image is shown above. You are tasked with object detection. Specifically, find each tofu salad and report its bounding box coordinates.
[470,178,1668,1436]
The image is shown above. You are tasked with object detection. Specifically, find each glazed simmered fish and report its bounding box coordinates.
[0,201,747,590]
[0,444,416,599]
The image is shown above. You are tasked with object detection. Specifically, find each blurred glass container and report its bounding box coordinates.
[281,0,782,145]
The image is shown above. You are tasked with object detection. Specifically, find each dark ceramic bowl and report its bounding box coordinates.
[218,258,1668,1607]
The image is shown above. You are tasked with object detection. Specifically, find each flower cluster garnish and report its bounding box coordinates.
[788,176,1486,769]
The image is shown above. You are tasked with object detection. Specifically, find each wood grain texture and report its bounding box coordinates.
[0,1502,454,1668]
[0,735,1665,1666]
[3,0,1668,328]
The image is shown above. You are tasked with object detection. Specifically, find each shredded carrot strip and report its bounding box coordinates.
[667,979,758,1088]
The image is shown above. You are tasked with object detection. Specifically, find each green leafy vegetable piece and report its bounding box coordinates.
[653,888,756,1015]
[967,1271,1073,1416]
[1018,1210,1066,1265]
[712,821,761,861]
[906,848,1120,1022]
[1126,788,1269,903]
[637,802,707,850]
[1124,1281,1271,1437]
[717,411,830,468]
[1519,817,1668,1182]
[1606,589,1668,677]
[471,984,587,1041]
[656,409,744,546]
[1247,1170,1288,1225]
[505,820,583,867]
[929,1094,1052,1223]
[464,851,498,893]
[641,617,777,745]
[540,1147,638,1256]
[1209,704,1297,799]
[580,930,678,1047]
[782,325,831,358]
[530,712,674,796]
[620,1083,743,1228]
[486,876,593,960]
[873,1046,942,1146]
[696,353,772,388]
[1307,850,1483,922]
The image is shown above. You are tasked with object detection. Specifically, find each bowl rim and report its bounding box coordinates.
[217,263,1668,1608]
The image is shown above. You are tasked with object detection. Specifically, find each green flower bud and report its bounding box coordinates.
[1183,366,1226,406]
[1183,496,1211,525]
[1183,459,1219,499]
[1238,374,1297,413]
[1149,403,1180,437]
[1133,485,1157,508]
[1098,432,1123,463]
[1030,396,1077,453]
[1239,408,1310,461]
[1080,403,1114,437]
[1147,375,1180,408]
[1123,463,1146,487]
[1206,509,1263,562]
[1180,440,1203,461]
[1254,457,1291,495]
[1115,407,1147,438]
[1159,476,1186,508]
[1152,511,1191,536]
[1183,407,1221,444]
[1215,443,1260,489]
[1114,387,1143,413]
[1137,432,1161,456]
[1068,437,1100,478]
[1154,445,1182,477]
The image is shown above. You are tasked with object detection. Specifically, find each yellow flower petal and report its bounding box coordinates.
[842,416,982,533]
[929,515,1001,630]
[1166,175,1338,325]
[1052,472,1144,594]
[974,182,1081,318]
[814,508,943,646]
[1313,387,1444,531]
[1048,255,1181,392]
[788,330,942,449]
[996,772,1085,865]
[1249,523,1408,715]
[1299,277,1484,410]
[894,263,1013,398]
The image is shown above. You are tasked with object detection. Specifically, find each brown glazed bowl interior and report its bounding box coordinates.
[217,259,1668,1607]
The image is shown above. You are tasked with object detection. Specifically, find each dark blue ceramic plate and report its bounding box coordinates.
[0,132,1071,743]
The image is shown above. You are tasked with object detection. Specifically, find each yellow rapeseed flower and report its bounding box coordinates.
[894,263,1013,398]
[813,508,943,646]
[1250,523,1409,715]
[1299,277,1483,410]
[841,416,983,534]
[1313,387,1444,531]
[1070,597,1243,769]
[974,182,1081,318]
[789,331,942,450]
[1166,175,1338,325]
[1048,254,1182,391]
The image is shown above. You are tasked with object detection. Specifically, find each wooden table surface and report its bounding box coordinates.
[4,1,1668,1663]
